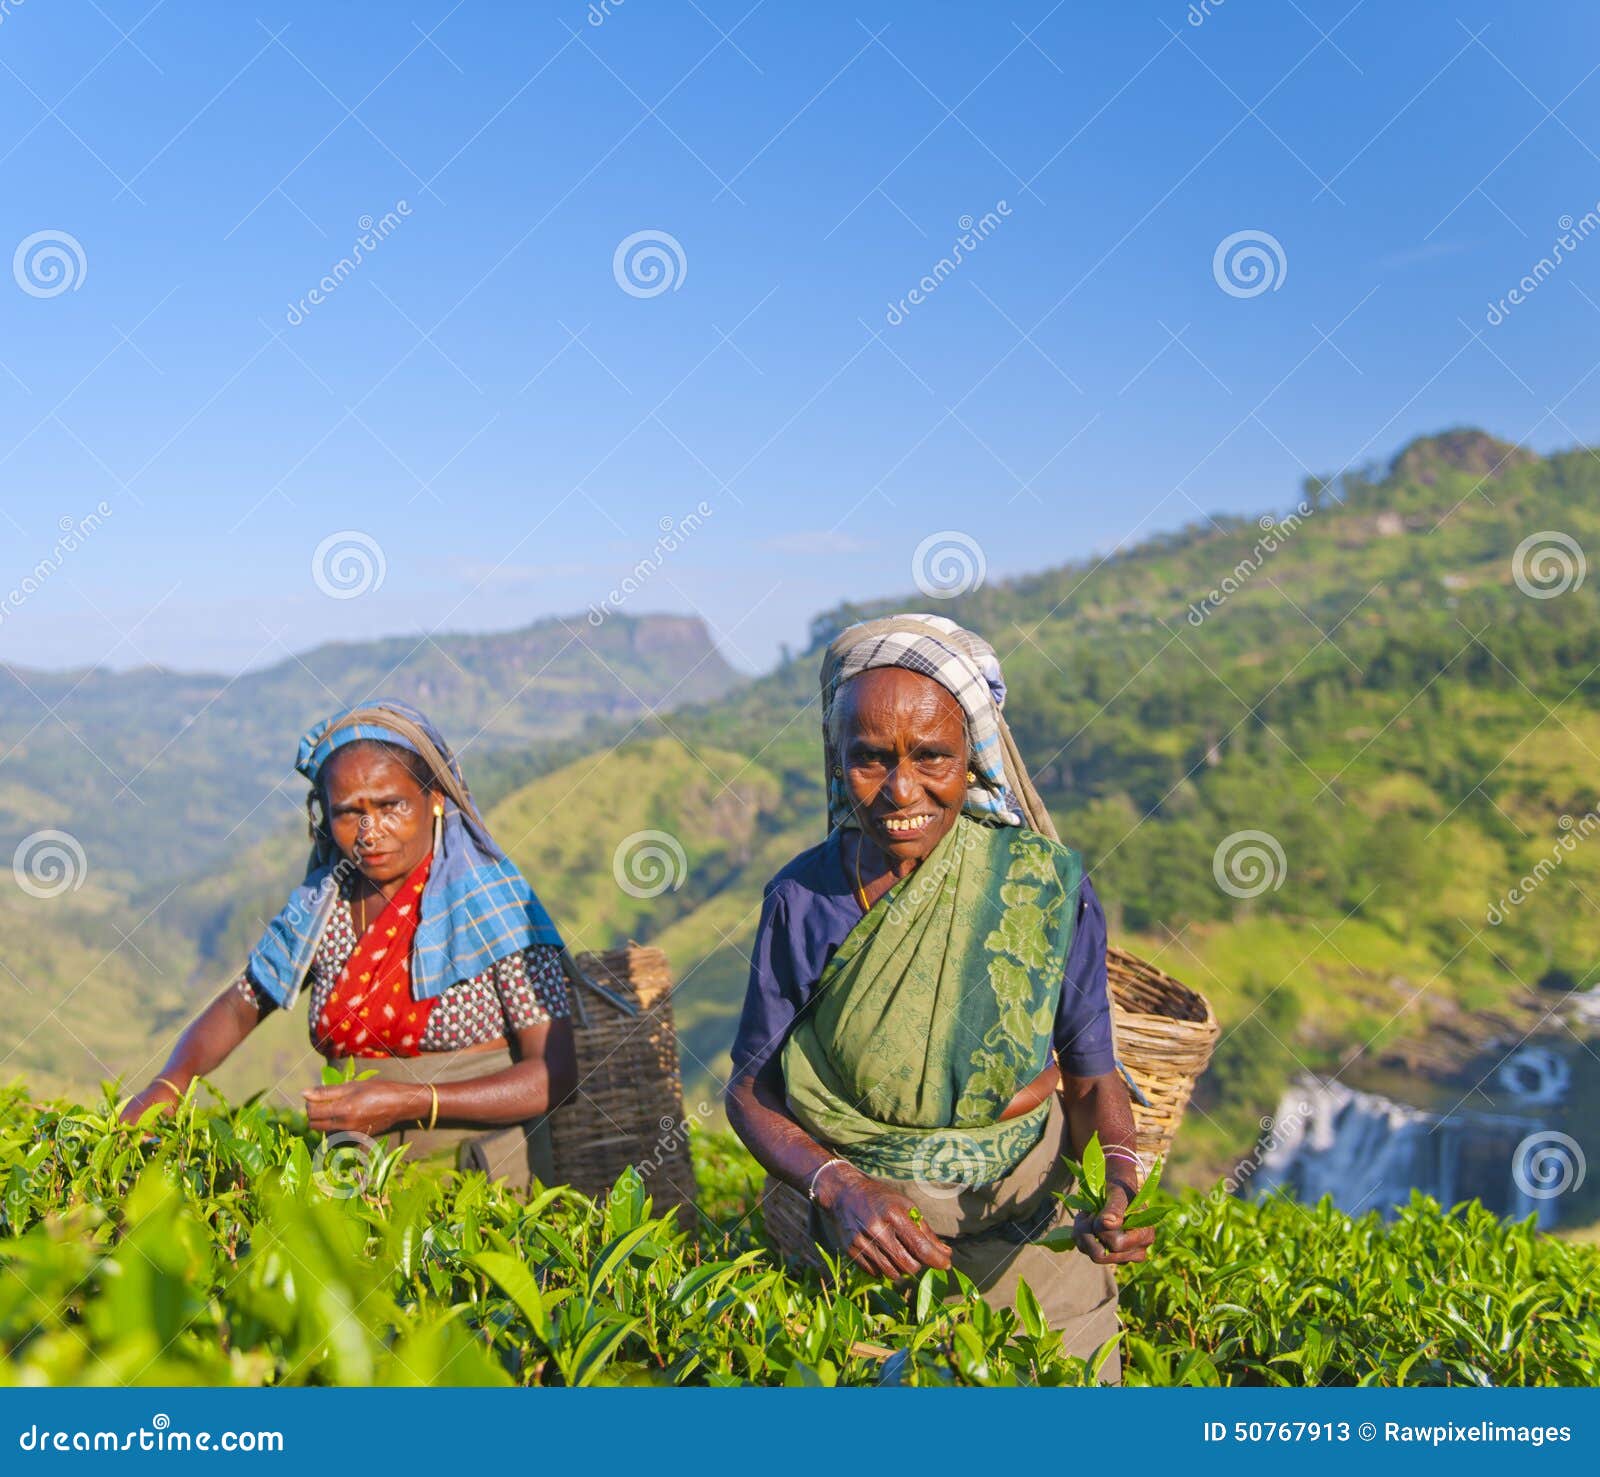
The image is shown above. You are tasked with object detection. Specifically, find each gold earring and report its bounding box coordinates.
[432,802,444,850]
[833,765,843,777]
[967,770,977,784]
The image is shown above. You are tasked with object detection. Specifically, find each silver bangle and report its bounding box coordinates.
[806,1157,848,1202]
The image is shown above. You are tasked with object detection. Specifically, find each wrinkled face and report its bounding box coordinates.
[321,745,437,888]
[835,668,969,865]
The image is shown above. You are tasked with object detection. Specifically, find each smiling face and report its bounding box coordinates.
[834,667,969,866]
[319,743,439,890]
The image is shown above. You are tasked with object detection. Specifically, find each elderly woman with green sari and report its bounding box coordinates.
[122,700,578,1188]
[726,615,1152,1374]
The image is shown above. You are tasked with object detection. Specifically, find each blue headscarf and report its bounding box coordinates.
[244,699,563,1009]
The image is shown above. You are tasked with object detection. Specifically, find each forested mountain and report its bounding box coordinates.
[9,429,1599,1183]
[0,613,738,887]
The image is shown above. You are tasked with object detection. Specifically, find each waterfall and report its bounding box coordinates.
[1251,1076,1555,1225]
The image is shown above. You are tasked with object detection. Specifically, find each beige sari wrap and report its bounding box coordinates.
[770,1096,1121,1380]
[366,1044,555,1191]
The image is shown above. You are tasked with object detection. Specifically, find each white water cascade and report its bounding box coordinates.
[1251,1076,1559,1225]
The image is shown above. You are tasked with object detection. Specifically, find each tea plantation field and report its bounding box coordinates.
[2,1088,1596,1387]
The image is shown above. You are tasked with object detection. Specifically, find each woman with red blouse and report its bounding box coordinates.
[122,700,578,1188]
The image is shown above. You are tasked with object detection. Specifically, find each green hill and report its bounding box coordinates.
[10,428,1600,1191]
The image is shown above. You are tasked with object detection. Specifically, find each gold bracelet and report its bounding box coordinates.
[155,1076,185,1097]
[426,1083,439,1132]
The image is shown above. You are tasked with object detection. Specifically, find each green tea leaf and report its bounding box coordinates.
[1014,1277,1046,1340]
[1126,1156,1164,1212]
[473,1250,553,1343]
[1081,1134,1106,1200]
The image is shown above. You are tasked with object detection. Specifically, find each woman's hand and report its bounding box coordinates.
[302,1079,423,1136]
[119,1078,183,1126]
[821,1164,953,1279]
[1072,1178,1156,1265]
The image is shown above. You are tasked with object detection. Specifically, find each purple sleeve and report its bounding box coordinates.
[1053,872,1116,1077]
[729,884,807,1083]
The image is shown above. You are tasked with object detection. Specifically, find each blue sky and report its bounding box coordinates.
[2,0,1599,674]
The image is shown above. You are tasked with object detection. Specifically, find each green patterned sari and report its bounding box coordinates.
[782,815,1081,1186]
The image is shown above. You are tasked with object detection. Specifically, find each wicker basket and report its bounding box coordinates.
[760,1176,818,1266]
[548,945,697,1220]
[1108,944,1219,1163]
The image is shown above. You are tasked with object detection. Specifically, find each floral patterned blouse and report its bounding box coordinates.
[238,892,570,1054]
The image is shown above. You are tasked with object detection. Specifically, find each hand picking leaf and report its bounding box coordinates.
[1050,1132,1174,1235]
[320,1058,380,1087]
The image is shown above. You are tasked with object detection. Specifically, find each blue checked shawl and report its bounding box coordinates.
[244,700,563,1009]
[821,613,1043,833]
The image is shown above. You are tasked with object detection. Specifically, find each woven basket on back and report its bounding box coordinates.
[548,945,697,1220]
[761,945,1218,1260]
[1108,945,1219,1163]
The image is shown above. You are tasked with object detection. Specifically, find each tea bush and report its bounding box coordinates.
[1,1087,1595,1387]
